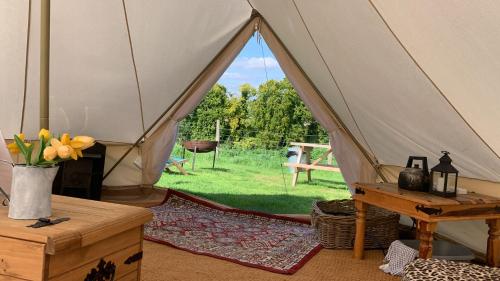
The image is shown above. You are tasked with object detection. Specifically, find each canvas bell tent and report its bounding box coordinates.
[1,0,500,255]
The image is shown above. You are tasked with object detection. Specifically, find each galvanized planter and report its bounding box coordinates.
[8,166,59,220]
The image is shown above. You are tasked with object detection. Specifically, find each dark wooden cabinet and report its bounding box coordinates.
[52,142,106,200]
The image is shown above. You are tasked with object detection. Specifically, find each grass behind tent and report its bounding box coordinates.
[155,145,351,214]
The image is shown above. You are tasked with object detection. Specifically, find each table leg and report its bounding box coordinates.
[305,148,312,183]
[486,219,500,267]
[192,147,197,171]
[353,200,367,259]
[173,162,188,176]
[292,148,304,187]
[414,218,420,239]
[418,221,437,259]
[292,171,299,187]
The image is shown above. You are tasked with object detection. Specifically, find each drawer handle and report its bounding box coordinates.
[84,259,116,281]
[124,251,143,264]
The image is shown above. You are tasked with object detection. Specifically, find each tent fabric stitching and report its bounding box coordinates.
[103,15,258,180]
[291,0,379,164]
[121,0,146,133]
[245,0,255,10]
[368,0,500,160]
[140,17,259,185]
[257,15,386,182]
[257,19,378,188]
[20,0,32,133]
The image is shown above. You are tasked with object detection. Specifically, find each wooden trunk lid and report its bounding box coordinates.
[0,195,153,255]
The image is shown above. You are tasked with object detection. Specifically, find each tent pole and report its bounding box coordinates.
[40,0,50,130]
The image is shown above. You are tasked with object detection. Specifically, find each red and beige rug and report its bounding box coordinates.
[144,189,321,274]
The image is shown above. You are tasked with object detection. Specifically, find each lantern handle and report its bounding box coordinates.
[441,151,450,155]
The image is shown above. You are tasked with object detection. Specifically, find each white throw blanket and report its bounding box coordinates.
[380,240,419,276]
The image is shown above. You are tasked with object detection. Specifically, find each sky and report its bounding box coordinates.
[217,34,286,95]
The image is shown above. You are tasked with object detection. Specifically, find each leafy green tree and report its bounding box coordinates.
[249,78,327,148]
[180,84,228,140]
[226,83,256,142]
[179,79,328,148]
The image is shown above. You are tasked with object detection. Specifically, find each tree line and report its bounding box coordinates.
[179,78,329,149]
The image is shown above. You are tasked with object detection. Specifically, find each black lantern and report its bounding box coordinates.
[430,151,458,197]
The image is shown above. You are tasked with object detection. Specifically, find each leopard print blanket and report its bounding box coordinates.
[403,259,500,281]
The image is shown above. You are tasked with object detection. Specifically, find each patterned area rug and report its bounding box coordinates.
[144,189,321,274]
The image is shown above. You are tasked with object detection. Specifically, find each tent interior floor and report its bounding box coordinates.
[101,186,167,208]
[108,187,397,280]
[142,240,398,281]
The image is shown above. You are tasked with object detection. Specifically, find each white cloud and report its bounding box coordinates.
[221,72,246,79]
[233,56,279,69]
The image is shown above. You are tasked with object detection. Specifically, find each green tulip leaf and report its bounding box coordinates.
[35,136,47,165]
[14,135,31,165]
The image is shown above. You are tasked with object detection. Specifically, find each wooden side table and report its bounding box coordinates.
[0,195,152,280]
[352,183,500,267]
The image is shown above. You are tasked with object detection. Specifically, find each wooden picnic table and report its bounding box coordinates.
[283,142,341,186]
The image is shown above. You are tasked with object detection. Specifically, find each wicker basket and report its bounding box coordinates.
[311,199,399,249]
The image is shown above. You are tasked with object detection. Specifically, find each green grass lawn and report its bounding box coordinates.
[155,145,351,214]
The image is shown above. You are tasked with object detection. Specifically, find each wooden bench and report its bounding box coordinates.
[283,142,340,186]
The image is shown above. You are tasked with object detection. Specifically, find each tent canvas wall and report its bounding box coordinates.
[1,0,499,254]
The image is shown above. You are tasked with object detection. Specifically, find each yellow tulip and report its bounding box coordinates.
[43,146,57,161]
[38,129,50,141]
[60,133,71,145]
[50,138,62,149]
[71,136,95,150]
[7,133,30,154]
[7,142,20,154]
[71,150,78,160]
[57,145,74,159]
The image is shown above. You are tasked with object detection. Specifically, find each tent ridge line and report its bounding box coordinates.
[20,0,32,132]
[291,0,379,163]
[246,0,255,11]
[368,0,500,160]
[259,16,387,182]
[103,14,259,180]
[121,0,146,133]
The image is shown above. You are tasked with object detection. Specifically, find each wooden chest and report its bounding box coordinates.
[0,195,153,280]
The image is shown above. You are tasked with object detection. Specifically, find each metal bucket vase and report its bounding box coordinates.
[8,166,59,220]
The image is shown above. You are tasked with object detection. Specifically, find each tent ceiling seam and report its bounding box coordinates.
[121,0,146,134]
[368,0,500,160]
[20,0,32,133]
[246,0,255,10]
[291,0,379,164]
